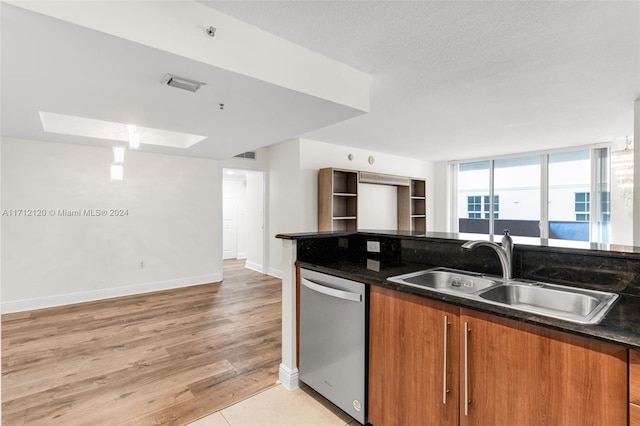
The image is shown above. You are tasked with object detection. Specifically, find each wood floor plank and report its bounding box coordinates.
[128,365,279,426]
[2,259,282,425]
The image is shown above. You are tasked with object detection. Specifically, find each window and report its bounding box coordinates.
[467,195,499,219]
[454,148,610,243]
[575,192,590,222]
[467,195,482,219]
[494,156,540,237]
[601,192,611,223]
[549,151,591,241]
[458,161,490,234]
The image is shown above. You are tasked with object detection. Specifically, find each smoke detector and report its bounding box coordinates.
[161,74,206,92]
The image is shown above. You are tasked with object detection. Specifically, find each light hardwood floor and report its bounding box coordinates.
[2,259,282,425]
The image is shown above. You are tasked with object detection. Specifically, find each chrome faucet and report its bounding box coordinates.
[461,230,514,280]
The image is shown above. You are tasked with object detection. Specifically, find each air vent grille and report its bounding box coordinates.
[234,151,256,160]
[161,73,206,92]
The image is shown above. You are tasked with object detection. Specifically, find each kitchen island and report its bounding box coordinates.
[276,230,640,425]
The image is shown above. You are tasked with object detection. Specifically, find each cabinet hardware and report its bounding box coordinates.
[464,321,471,416]
[443,315,450,404]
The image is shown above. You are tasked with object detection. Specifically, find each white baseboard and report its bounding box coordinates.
[1,273,223,314]
[245,260,263,274]
[279,363,299,390]
[236,252,247,259]
[268,267,283,279]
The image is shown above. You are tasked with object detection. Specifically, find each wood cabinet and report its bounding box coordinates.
[318,168,358,231]
[369,286,459,426]
[459,308,627,426]
[397,179,427,232]
[318,167,427,232]
[369,288,628,426]
[632,404,640,426]
[630,350,640,425]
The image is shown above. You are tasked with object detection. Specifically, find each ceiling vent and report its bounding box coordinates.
[161,73,206,92]
[234,151,256,160]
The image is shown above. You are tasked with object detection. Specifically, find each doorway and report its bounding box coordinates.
[222,169,265,272]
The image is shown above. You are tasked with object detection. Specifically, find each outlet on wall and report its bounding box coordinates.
[139,261,145,269]
[366,241,381,253]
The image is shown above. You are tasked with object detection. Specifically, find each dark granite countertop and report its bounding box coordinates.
[296,258,640,350]
[278,229,640,255]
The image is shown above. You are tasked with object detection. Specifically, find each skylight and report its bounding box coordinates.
[39,112,207,149]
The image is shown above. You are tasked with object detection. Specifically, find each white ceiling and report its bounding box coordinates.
[206,1,640,161]
[2,2,639,162]
[0,3,363,160]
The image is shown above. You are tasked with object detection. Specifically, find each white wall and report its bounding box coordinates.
[245,171,265,272]
[611,158,634,246]
[266,138,435,276]
[1,138,222,312]
[633,99,640,246]
[611,136,634,245]
[298,138,434,233]
[267,139,301,278]
[358,183,397,230]
[433,162,450,232]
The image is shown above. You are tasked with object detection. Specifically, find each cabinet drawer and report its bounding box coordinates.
[631,350,640,404]
[631,403,640,426]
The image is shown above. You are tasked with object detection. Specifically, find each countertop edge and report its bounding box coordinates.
[296,260,640,350]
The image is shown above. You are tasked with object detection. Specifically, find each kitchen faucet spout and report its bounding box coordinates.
[461,230,513,280]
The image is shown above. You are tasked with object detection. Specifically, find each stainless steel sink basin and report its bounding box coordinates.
[479,282,618,324]
[388,267,499,294]
[387,268,619,325]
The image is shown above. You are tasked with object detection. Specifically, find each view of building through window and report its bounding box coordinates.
[548,150,591,241]
[456,148,611,243]
[467,195,499,219]
[574,193,590,222]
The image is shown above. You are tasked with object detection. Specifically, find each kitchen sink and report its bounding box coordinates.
[387,268,619,325]
[388,267,499,295]
[479,282,618,324]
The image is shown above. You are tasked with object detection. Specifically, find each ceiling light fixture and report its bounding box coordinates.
[161,73,206,93]
[127,125,140,149]
[110,163,124,181]
[611,136,634,208]
[111,143,126,182]
[113,145,125,163]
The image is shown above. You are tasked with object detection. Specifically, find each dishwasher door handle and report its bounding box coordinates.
[301,278,362,302]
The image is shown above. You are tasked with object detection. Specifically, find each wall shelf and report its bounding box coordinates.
[319,167,426,232]
[319,168,359,232]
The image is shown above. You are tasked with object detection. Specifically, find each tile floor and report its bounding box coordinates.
[188,383,357,426]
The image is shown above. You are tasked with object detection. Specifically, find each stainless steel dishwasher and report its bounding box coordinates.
[299,268,367,425]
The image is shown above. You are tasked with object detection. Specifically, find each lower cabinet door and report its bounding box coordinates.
[368,286,459,426]
[459,309,628,426]
[631,404,640,426]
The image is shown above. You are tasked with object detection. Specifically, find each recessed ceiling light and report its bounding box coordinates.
[161,73,206,93]
[39,112,207,149]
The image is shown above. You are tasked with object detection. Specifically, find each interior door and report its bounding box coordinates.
[223,179,239,259]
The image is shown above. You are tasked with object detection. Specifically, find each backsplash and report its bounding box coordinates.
[294,233,640,296]
[518,247,640,296]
